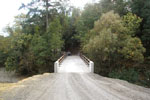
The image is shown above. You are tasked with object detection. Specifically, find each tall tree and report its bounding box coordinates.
[100,0,128,16]
[83,11,145,75]
[20,0,69,32]
[45,0,49,31]
[130,0,150,56]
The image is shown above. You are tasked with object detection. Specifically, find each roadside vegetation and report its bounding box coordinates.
[0,83,14,95]
[0,0,149,87]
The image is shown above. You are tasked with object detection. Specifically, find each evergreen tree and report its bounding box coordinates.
[130,0,150,56]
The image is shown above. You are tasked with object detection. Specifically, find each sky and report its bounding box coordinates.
[0,0,95,36]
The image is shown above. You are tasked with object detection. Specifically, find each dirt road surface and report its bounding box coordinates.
[1,73,150,100]
[1,56,150,100]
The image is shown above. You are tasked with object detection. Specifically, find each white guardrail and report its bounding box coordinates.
[54,53,67,73]
[54,52,94,73]
[80,53,94,73]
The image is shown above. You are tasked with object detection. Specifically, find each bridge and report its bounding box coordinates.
[1,54,150,100]
[54,54,94,73]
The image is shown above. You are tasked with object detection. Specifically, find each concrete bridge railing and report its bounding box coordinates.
[54,53,67,73]
[54,52,94,73]
[79,53,94,73]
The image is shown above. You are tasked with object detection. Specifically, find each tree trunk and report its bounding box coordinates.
[46,0,49,31]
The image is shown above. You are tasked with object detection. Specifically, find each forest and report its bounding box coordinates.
[0,0,150,87]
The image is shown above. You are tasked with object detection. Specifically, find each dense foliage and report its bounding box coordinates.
[0,36,11,67]
[3,0,70,75]
[77,0,150,87]
[82,11,145,75]
[5,18,63,75]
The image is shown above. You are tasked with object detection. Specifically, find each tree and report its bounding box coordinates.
[112,0,129,16]
[141,0,150,56]
[5,34,33,74]
[122,12,142,36]
[20,0,70,32]
[4,14,27,37]
[75,0,129,47]
[65,8,81,50]
[5,18,64,75]
[2,0,73,75]
[75,3,102,45]
[100,0,128,16]
[82,11,145,75]
[0,36,11,67]
[46,18,64,59]
[130,0,150,56]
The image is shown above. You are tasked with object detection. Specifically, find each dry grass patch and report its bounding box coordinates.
[0,83,15,94]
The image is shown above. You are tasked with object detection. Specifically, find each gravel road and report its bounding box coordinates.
[1,56,150,100]
[1,73,150,100]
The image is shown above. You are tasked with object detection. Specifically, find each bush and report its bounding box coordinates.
[109,66,150,87]
[109,68,139,83]
[0,36,11,67]
[139,70,150,87]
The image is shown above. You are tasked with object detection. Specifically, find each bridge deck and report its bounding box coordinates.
[58,55,90,73]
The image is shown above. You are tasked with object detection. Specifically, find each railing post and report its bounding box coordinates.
[54,61,59,73]
[89,61,94,73]
[80,53,94,73]
[54,53,67,73]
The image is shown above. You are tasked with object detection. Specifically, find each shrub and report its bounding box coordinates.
[109,68,139,83]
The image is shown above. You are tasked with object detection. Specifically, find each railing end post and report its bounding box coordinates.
[89,61,94,73]
[54,61,59,73]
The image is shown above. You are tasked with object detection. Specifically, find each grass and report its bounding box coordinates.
[0,83,14,95]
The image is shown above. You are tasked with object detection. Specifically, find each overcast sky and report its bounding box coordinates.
[0,0,95,36]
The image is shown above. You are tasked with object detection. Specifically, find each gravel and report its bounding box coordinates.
[1,56,150,100]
